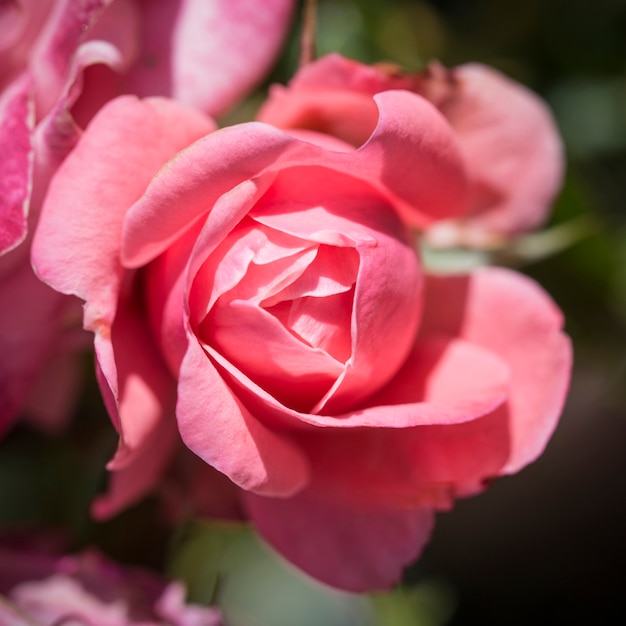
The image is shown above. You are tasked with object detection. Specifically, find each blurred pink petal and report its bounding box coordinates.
[246,484,434,591]
[0,257,71,435]
[126,0,294,116]
[260,53,564,241]
[0,75,34,255]
[422,62,564,242]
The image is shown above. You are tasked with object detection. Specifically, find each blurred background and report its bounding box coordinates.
[1,0,625,624]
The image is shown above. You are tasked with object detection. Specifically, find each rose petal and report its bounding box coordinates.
[0,258,67,436]
[245,485,434,591]
[420,268,572,473]
[299,407,511,510]
[0,0,55,86]
[32,97,213,487]
[177,336,309,497]
[123,90,467,267]
[33,95,214,330]
[101,289,177,468]
[258,53,419,145]
[207,299,342,410]
[126,0,294,117]
[436,63,564,236]
[91,403,179,520]
[206,334,509,429]
[30,0,113,117]
[0,74,34,255]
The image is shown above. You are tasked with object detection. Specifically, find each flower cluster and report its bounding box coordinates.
[1,0,571,600]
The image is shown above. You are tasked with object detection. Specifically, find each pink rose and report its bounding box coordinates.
[33,90,571,591]
[0,0,294,432]
[0,545,221,626]
[258,53,564,247]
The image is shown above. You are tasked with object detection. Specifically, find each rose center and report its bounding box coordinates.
[195,218,359,411]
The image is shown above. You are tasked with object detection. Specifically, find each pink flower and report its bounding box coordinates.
[0,0,294,432]
[0,546,221,626]
[33,90,571,591]
[258,53,565,247]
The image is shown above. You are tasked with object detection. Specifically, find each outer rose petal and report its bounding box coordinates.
[33,96,214,482]
[258,53,423,148]
[427,63,564,239]
[91,387,179,520]
[122,90,466,268]
[126,0,294,117]
[177,336,309,497]
[0,0,56,90]
[420,268,572,473]
[298,407,511,511]
[245,485,434,591]
[0,75,34,255]
[33,95,215,328]
[260,53,563,240]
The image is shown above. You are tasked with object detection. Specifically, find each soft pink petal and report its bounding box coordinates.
[176,336,310,497]
[0,257,68,435]
[298,407,511,511]
[265,53,419,96]
[260,87,381,147]
[433,63,564,236]
[30,0,113,118]
[207,300,342,411]
[364,333,510,421]
[122,125,322,267]
[0,0,56,89]
[86,286,179,517]
[420,268,572,473]
[205,334,508,429]
[22,321,87,433]
[127,0,294,117]
[33,95,214,331]
[0,74,34,255]
[101,289,177,468]
[91,293,180,521]
[358,90,467,227]
[245,485,434,591]
[32,29,142,208]
[258,53,418,145]
[229,335,510,508]
[123,90,467,267]
[91,406,179,520]
[33,96,213,480]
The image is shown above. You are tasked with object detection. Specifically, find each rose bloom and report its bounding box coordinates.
[0,545,221,626]
[258,53,564,248]
[33,88,571,590]
[0,0,294,432]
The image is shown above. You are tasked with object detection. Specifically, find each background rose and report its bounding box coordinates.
[258,53,564,247]
[33,89,570,591]
[0,0,294,433]
[0,542,221,625]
